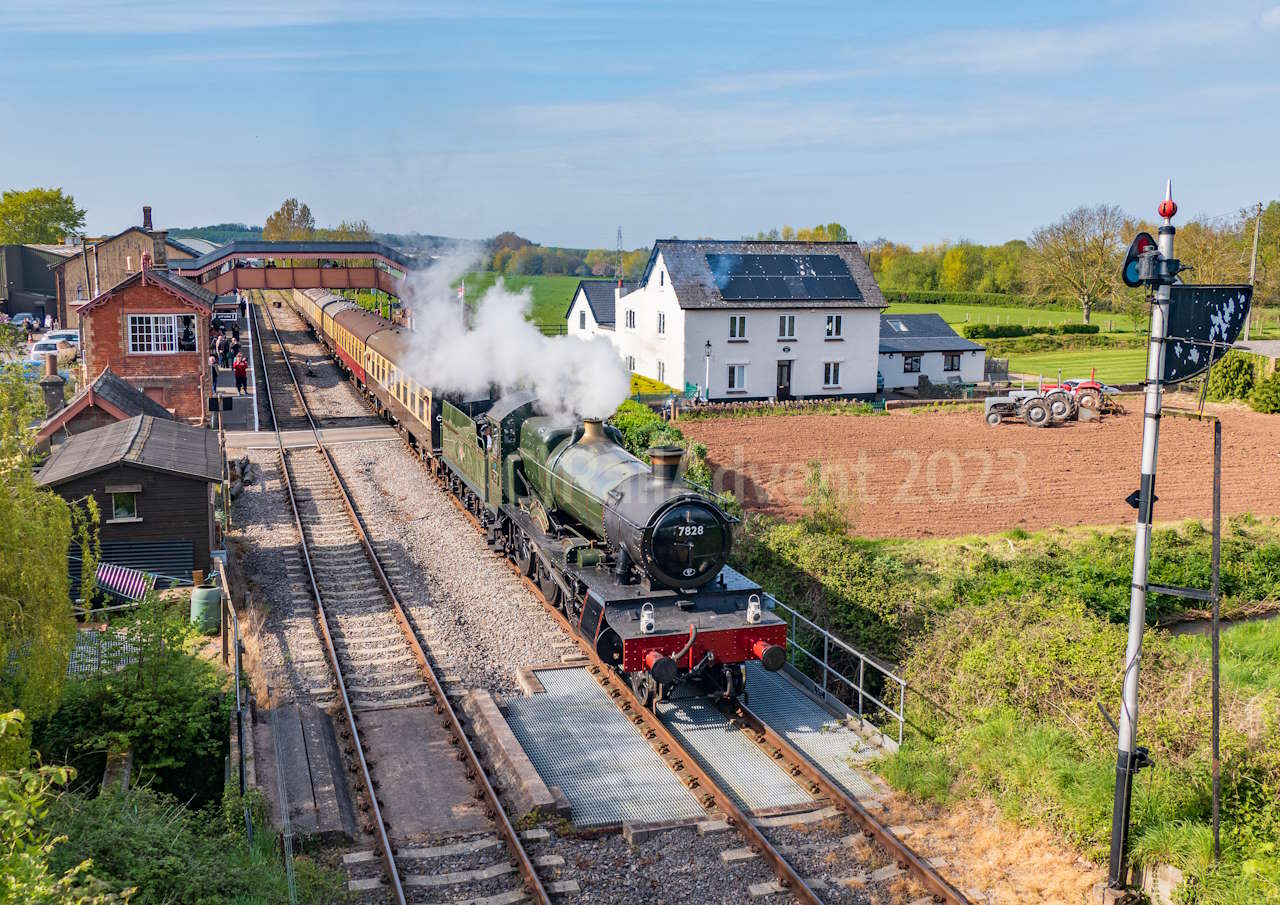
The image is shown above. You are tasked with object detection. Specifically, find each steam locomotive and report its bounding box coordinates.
[290,289,787,704]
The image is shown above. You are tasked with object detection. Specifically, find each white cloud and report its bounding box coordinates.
[1263,6,1280,29]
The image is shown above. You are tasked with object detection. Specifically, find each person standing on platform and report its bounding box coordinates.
[209,352,218,390]
[232,352,249,395]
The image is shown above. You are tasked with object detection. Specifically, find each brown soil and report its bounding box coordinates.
[681,402,1280,538]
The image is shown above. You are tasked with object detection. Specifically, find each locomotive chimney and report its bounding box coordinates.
[647,446,683,482]
[581,418,606,442]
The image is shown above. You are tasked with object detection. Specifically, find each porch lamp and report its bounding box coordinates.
[704,340,712,402]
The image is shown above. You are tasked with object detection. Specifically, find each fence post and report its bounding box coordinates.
[822,634,829,697]
[857,658,865,720]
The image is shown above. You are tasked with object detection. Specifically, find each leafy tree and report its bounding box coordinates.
[0,188,86,245]
[1206,350,1259,402]
[260,199,314,241]
[0,711,126,904]
[0,366,79,753]
[939,243,983,291]
[1249,371,1280,414]
[801,461,850,534]
[320,219,371,241]
[1026,203,1126,323]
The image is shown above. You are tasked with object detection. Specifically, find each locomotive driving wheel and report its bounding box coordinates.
[536,557,561,607]
[514,530,535,576]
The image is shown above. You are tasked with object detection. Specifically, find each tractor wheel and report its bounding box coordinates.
[1077,388,1102,411]
[985,411,1002,426]
[1023,399,1051,427]
[1045,391,1074,422]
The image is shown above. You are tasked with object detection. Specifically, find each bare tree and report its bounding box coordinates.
[1027,204,1126,324]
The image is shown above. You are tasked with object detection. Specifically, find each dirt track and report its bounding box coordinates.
[681,402,1280,538]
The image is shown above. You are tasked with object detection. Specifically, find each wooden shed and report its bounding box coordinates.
[37,415,223,572]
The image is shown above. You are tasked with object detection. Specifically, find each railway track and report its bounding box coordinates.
[253,300,550,905]
[264,291,971,905]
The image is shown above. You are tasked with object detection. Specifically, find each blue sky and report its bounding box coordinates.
[3,1,1278,248]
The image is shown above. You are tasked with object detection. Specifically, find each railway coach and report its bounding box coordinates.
[283,289,787,706]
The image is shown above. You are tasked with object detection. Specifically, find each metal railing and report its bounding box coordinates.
[768,595,907,746]
[216,558,254,845]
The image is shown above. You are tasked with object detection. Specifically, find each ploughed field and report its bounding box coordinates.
[682,403,1280,538]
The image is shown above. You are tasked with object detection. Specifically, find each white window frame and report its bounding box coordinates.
[657,360,665,383]
[823,361,841,387]
[657,312,665,334]
[625,355,636,371]
[778,314,795,340]
[128,313,191,354]
[729,315,746,340]
[109,490,139,522]
[944,352,961,371]
[625,309,636,330]
[727,363,746,392]
[579,310,586,330]
[826,314,843,338]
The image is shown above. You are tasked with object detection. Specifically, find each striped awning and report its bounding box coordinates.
[95,562,156,601]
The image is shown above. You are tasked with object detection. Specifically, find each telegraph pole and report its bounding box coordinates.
[1107,182,1177,898]
[1244,201,1262,341]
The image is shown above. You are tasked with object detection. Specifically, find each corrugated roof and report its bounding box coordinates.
[566,279,635,326]
[648,240,886,311]
[169,237,220,255]
[878,313,985,353]
[167,239,419,272]
[38,415,222,486]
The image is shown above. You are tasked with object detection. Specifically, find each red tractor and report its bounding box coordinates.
[1038,370,1121,421]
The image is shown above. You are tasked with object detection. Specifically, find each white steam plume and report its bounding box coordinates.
[401,252,631,421]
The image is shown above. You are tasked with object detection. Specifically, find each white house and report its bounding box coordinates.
[568,240,887,401]
[878,313,985,390]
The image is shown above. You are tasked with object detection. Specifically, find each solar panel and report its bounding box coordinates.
[707,253,860,301]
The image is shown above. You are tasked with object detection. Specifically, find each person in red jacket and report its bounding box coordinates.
[232,352,249,395]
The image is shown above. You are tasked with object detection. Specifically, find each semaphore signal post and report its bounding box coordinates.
[1104,183,1253,901]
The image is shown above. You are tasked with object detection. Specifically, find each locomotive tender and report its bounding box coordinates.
[290,289,787,704]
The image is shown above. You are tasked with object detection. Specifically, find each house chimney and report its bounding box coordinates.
[38,353,65,419]
[142,206,153,230]
[151,230,168,268]
[647,446,683,482]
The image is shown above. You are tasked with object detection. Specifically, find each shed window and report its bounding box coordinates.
[128,314,197,353]
[110,491,138,521]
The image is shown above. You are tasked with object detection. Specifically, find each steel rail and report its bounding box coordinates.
[255,297,550,905]
[731,701,970,905]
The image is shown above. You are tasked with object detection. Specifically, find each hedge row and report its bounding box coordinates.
[962,322,1100,339]
[883,289,1075,309]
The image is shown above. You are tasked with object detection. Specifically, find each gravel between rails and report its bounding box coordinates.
[327,440,564,695]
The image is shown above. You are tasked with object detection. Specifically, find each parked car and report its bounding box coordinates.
[9,312,39,327]
[44,329,80,346]
[28,340,61,361]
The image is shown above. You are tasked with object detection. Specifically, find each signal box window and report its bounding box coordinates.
[944,353,961,371]
[110,491,138,522]
[904,354,922,373]
[729,315,746,340]
[727,364,746,392]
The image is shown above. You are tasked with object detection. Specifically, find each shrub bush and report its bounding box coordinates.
[884,289,1073,309]
[1249,371,1280,414]
[962,323,1040,339]
[1060,323,1101,334]
[1206,351,1259,402]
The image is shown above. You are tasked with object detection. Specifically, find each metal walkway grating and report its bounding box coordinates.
[745,664,880,799]
[503,668,704,826]
[656,693,814,813]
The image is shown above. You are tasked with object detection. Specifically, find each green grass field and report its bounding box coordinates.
[1008,347,1149,384]
[882,300,1125,330]
[456,272,583,325]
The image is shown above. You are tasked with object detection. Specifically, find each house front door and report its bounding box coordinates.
[776,360,792,401]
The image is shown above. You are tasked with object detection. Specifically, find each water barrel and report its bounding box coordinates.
[190,585,221,634]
